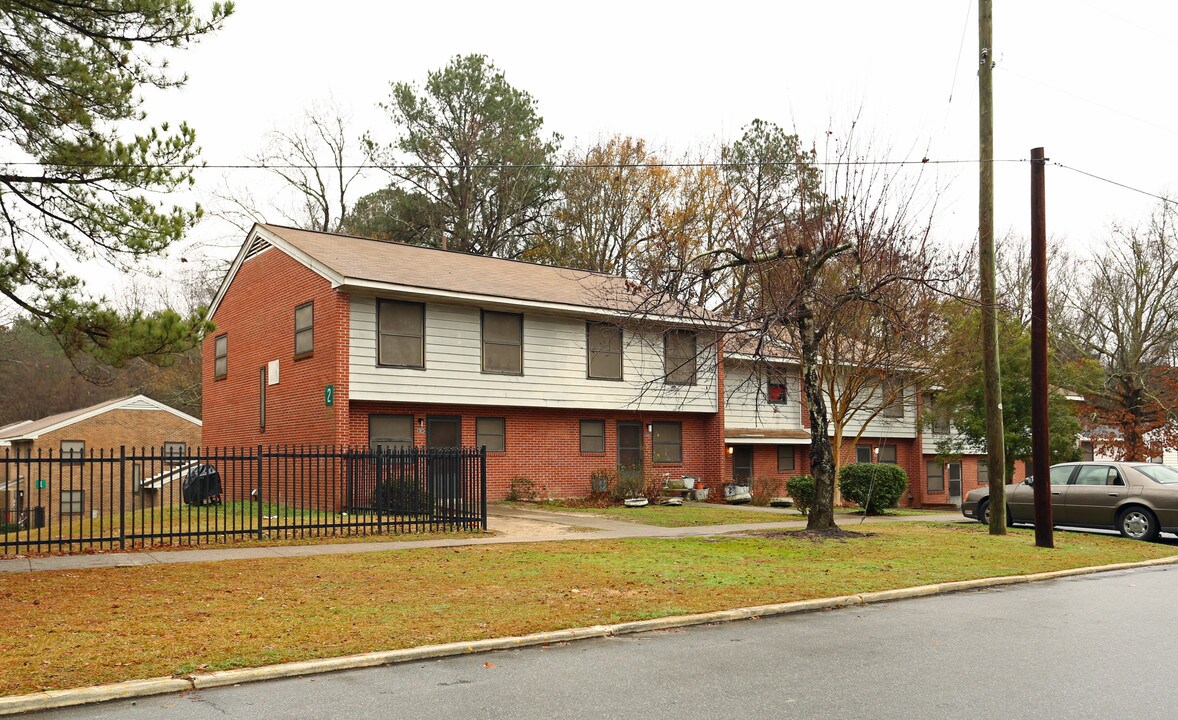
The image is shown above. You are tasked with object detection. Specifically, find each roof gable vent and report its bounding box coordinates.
[244,237,272,262]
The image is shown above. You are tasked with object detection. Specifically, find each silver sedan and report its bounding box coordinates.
[962,462,1178,541]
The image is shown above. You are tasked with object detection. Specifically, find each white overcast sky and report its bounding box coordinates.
[128,0,1177,290]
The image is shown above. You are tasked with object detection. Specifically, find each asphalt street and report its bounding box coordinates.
[26,563,1178,720]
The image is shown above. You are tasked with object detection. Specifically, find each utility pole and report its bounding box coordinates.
[1029,146,1054,548]
[979,0,1007,534]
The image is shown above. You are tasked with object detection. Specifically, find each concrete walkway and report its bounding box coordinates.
[0,504,968,574]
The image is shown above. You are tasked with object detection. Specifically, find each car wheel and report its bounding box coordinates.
[977,500,990,526]
[1117,507,1159,541]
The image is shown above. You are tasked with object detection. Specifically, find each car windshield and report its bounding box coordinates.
[1134,465,1178,484]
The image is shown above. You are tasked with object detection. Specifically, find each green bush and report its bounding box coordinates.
[505,476,538,502]
[375,475,434,515]
[838,462,908,515]
[786,475,815,516]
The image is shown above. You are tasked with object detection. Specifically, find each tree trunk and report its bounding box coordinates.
[799,313,839,531]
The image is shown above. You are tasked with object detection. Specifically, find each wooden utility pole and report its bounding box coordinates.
[1030,146,1054,548]
[979,0,1007,534]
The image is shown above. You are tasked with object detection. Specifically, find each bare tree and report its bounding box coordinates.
[1063,202,1178,460]
[628,124,951,531]
[215,99,366,233]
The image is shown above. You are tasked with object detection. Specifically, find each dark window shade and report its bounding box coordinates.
[378,300,425,368]
[652,422,682,463]
[977,460,989,485]
[777,445,795,471]
[664,330,697,385]
[483,311,523,373]
[580,420,605,453]
[926,462,945,492]
[214,334,227,379]
[369,415,414,450]
[587,323,623,379]
[295,302,314,355]
[476,417,506,452]
[856,445,873,463]
[878,445,897,464]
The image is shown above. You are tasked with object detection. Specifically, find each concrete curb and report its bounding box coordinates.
[3,554,1176,715]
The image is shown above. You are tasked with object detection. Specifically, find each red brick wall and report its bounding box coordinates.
[202,247,349,449]
[348,401,718,500]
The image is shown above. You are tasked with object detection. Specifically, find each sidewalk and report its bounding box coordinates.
[0,504,968,574]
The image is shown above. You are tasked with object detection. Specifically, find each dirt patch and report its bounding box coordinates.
[758,528,875,542]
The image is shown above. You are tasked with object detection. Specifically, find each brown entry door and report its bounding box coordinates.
[617,422,643,487]
[426,416,461,501]
[733,446,753,485]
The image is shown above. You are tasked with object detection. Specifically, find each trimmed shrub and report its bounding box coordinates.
[505,476,538,502]
[786,475,816,516]
[838,462,908,514]
[375,475,434,515]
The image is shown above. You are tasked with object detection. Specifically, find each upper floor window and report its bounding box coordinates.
[587,322,623,380]
[767,370,789,404]
[214,334,228,379]
[880,382,905,418]
[482,311,523,374]
[60,440,85,461]
[378,299,425,368]
[294,301,314,356]
[664,330,697,385]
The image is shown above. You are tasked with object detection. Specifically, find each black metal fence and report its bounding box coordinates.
[0,445,487,555]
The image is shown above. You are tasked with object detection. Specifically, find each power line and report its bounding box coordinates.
[1051,161,1177,207]
[0,158,1030,171]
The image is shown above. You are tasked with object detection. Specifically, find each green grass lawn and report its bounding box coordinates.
[505,500,946,527]
[506,500,795,527]
[1,523,1173,696]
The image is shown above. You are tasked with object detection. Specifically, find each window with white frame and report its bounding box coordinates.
[294,301,314,355]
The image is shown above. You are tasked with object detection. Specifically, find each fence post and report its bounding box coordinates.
[256,444,264,541]
[480,445,487,531]
[375,446,383,535]
[119,446,126,550]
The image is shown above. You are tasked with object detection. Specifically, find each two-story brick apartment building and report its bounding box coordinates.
[204,224,728,500]
[205,223,983,506]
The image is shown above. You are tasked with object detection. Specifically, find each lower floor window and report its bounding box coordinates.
[60,490,84,515]
[926,462,945,493]
[855,445,872,463]
[652,422,682,463]
[476,417,506,453]
[877,444,897,464]
[777,445,795,471]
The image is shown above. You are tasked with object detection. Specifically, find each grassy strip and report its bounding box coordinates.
[507,501,795,527]
[1,523,1172,696]
[507,500,944,527]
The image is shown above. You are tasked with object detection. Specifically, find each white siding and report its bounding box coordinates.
[922,426,985,455]
[348,294,717,412]
[829,378,918,439]
[723,363,802,430]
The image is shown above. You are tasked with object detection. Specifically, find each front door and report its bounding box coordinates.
[426,416,461,502]
[733,446,753,486]
[947,462,963,507]
[617,422,643,489]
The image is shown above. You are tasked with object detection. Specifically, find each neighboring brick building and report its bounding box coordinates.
[204,223,967,507]
[0,395,202,524]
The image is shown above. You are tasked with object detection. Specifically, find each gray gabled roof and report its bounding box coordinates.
[0,395,200,442]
